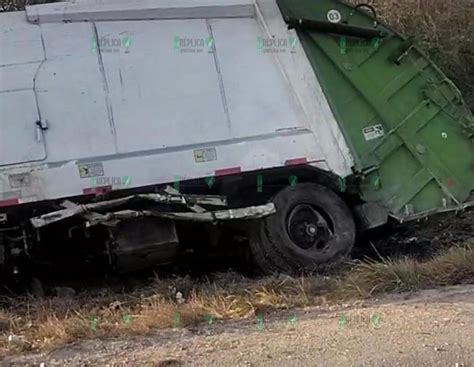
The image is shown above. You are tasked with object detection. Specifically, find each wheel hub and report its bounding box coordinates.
[286,204,333,251]
[305,224,318,236]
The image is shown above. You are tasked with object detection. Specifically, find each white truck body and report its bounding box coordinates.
[0,0,352,207]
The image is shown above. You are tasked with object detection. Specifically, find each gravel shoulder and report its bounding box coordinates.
[3,285,473,367]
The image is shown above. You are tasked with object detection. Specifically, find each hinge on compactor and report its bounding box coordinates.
[36,119,48,130]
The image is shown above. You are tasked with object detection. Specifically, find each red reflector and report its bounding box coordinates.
[285,158,308,166]
[83,186,112,195]
[0,198,20,208]
[215,167,241,177]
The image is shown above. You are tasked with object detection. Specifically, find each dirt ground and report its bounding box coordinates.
[2,285,473,367]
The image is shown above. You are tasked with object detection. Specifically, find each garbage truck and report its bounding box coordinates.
[0,0,473,280]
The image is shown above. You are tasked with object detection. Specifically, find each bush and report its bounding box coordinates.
[0,0,58,12]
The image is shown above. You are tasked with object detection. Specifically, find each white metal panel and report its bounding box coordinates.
[210,18,306,137]
[96,20,230,153]
[254,0,354,176]
[0,12,44,66]
[11,130,324,201]
[35,22,117,161]
[0,62,39,92]
[26,0,254,23]
[95,131,326,188]
[0,90,46,166]
[0,0,355,206]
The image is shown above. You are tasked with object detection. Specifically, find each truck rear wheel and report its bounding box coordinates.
[250,183,355,274]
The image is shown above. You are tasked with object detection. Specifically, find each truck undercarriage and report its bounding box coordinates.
[0,165,369,287]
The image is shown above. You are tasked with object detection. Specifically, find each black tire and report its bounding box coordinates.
[250,183,355,274]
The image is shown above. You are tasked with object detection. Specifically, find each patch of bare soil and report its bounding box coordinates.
[356,209,474,261]
[2,285,473,366]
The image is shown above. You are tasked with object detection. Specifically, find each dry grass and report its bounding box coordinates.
[1,243,472,355]
[336,244,474,299]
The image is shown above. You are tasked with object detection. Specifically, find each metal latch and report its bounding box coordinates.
[36,119,48,130]
[285,16,387,39]
[391,37,415,65]
[35,119,48,142]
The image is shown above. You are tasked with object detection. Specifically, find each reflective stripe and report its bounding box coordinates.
[82,186,112,195]
[0,198,20,207]
[215,167,241,176]
[285,157,307,166]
